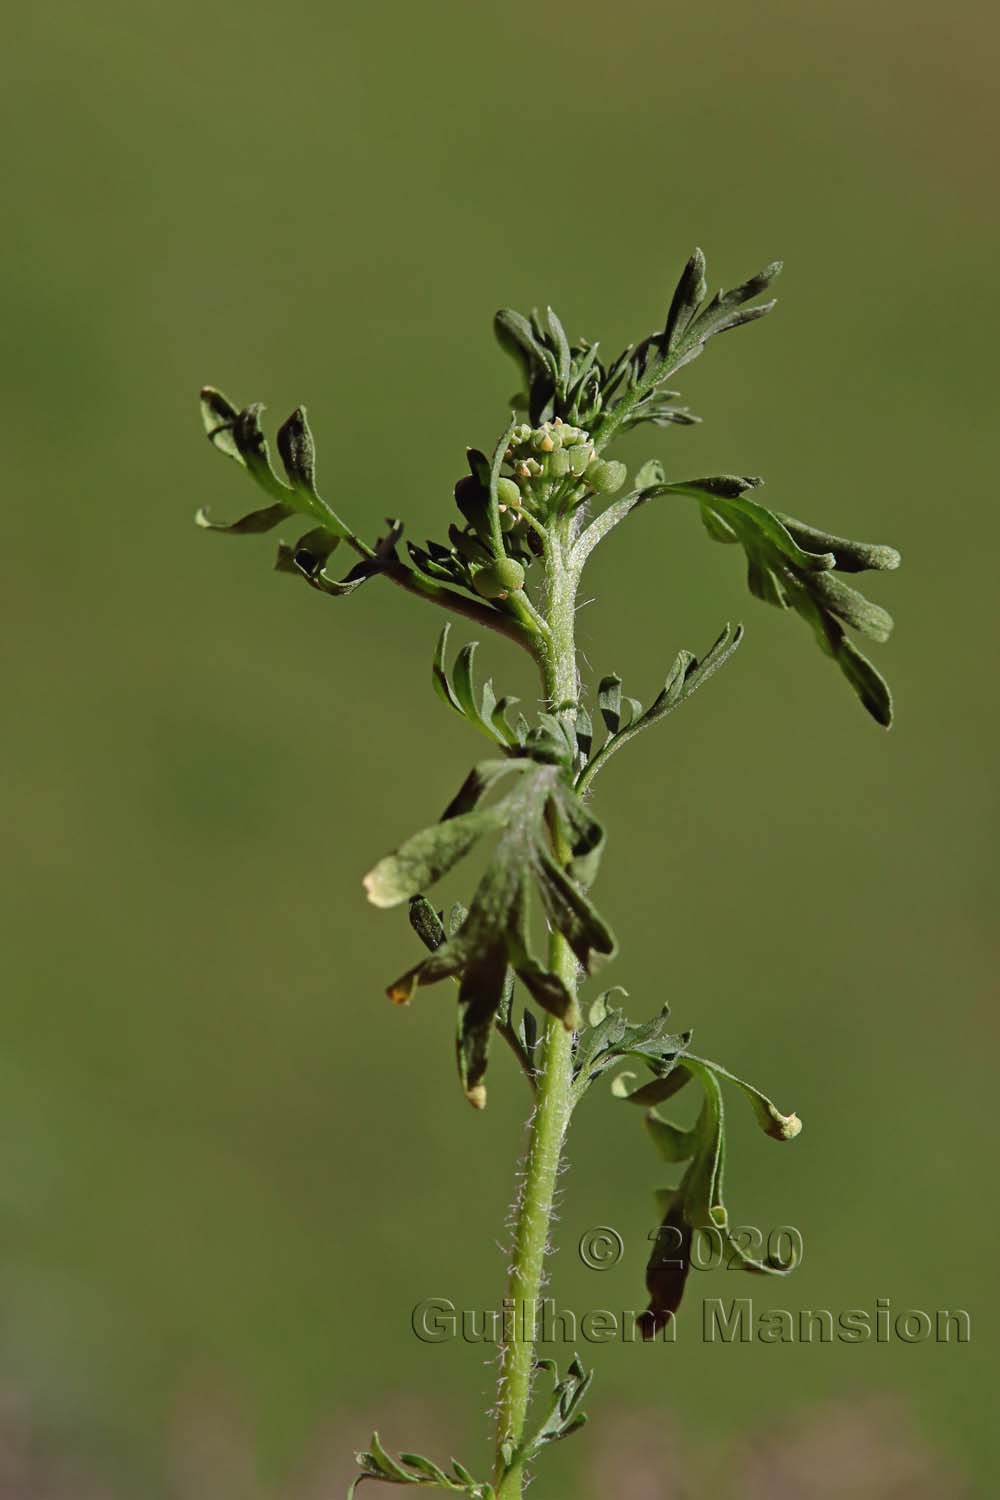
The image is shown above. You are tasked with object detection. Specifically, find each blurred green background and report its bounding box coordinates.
[3,0,997,1494]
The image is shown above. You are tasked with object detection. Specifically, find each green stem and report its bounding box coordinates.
[494,529,580,1499]
[591,342,699,454]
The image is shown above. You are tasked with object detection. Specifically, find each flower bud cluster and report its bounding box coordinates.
[501,420,626,516]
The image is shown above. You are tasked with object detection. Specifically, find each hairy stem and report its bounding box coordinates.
[494,529,580,1498]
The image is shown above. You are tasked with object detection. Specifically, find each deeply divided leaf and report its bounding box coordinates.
[653,477,899,726]
[365,760,616,1104]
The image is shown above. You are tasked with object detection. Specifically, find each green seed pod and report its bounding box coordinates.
[548,448,571,479]
[496,477,521,508]
[499,507,519,533]
[472,557,526,598]
[585,459,627,494]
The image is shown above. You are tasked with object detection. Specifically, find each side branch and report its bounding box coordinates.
[570,489,649,571]
[382,560,540,655]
